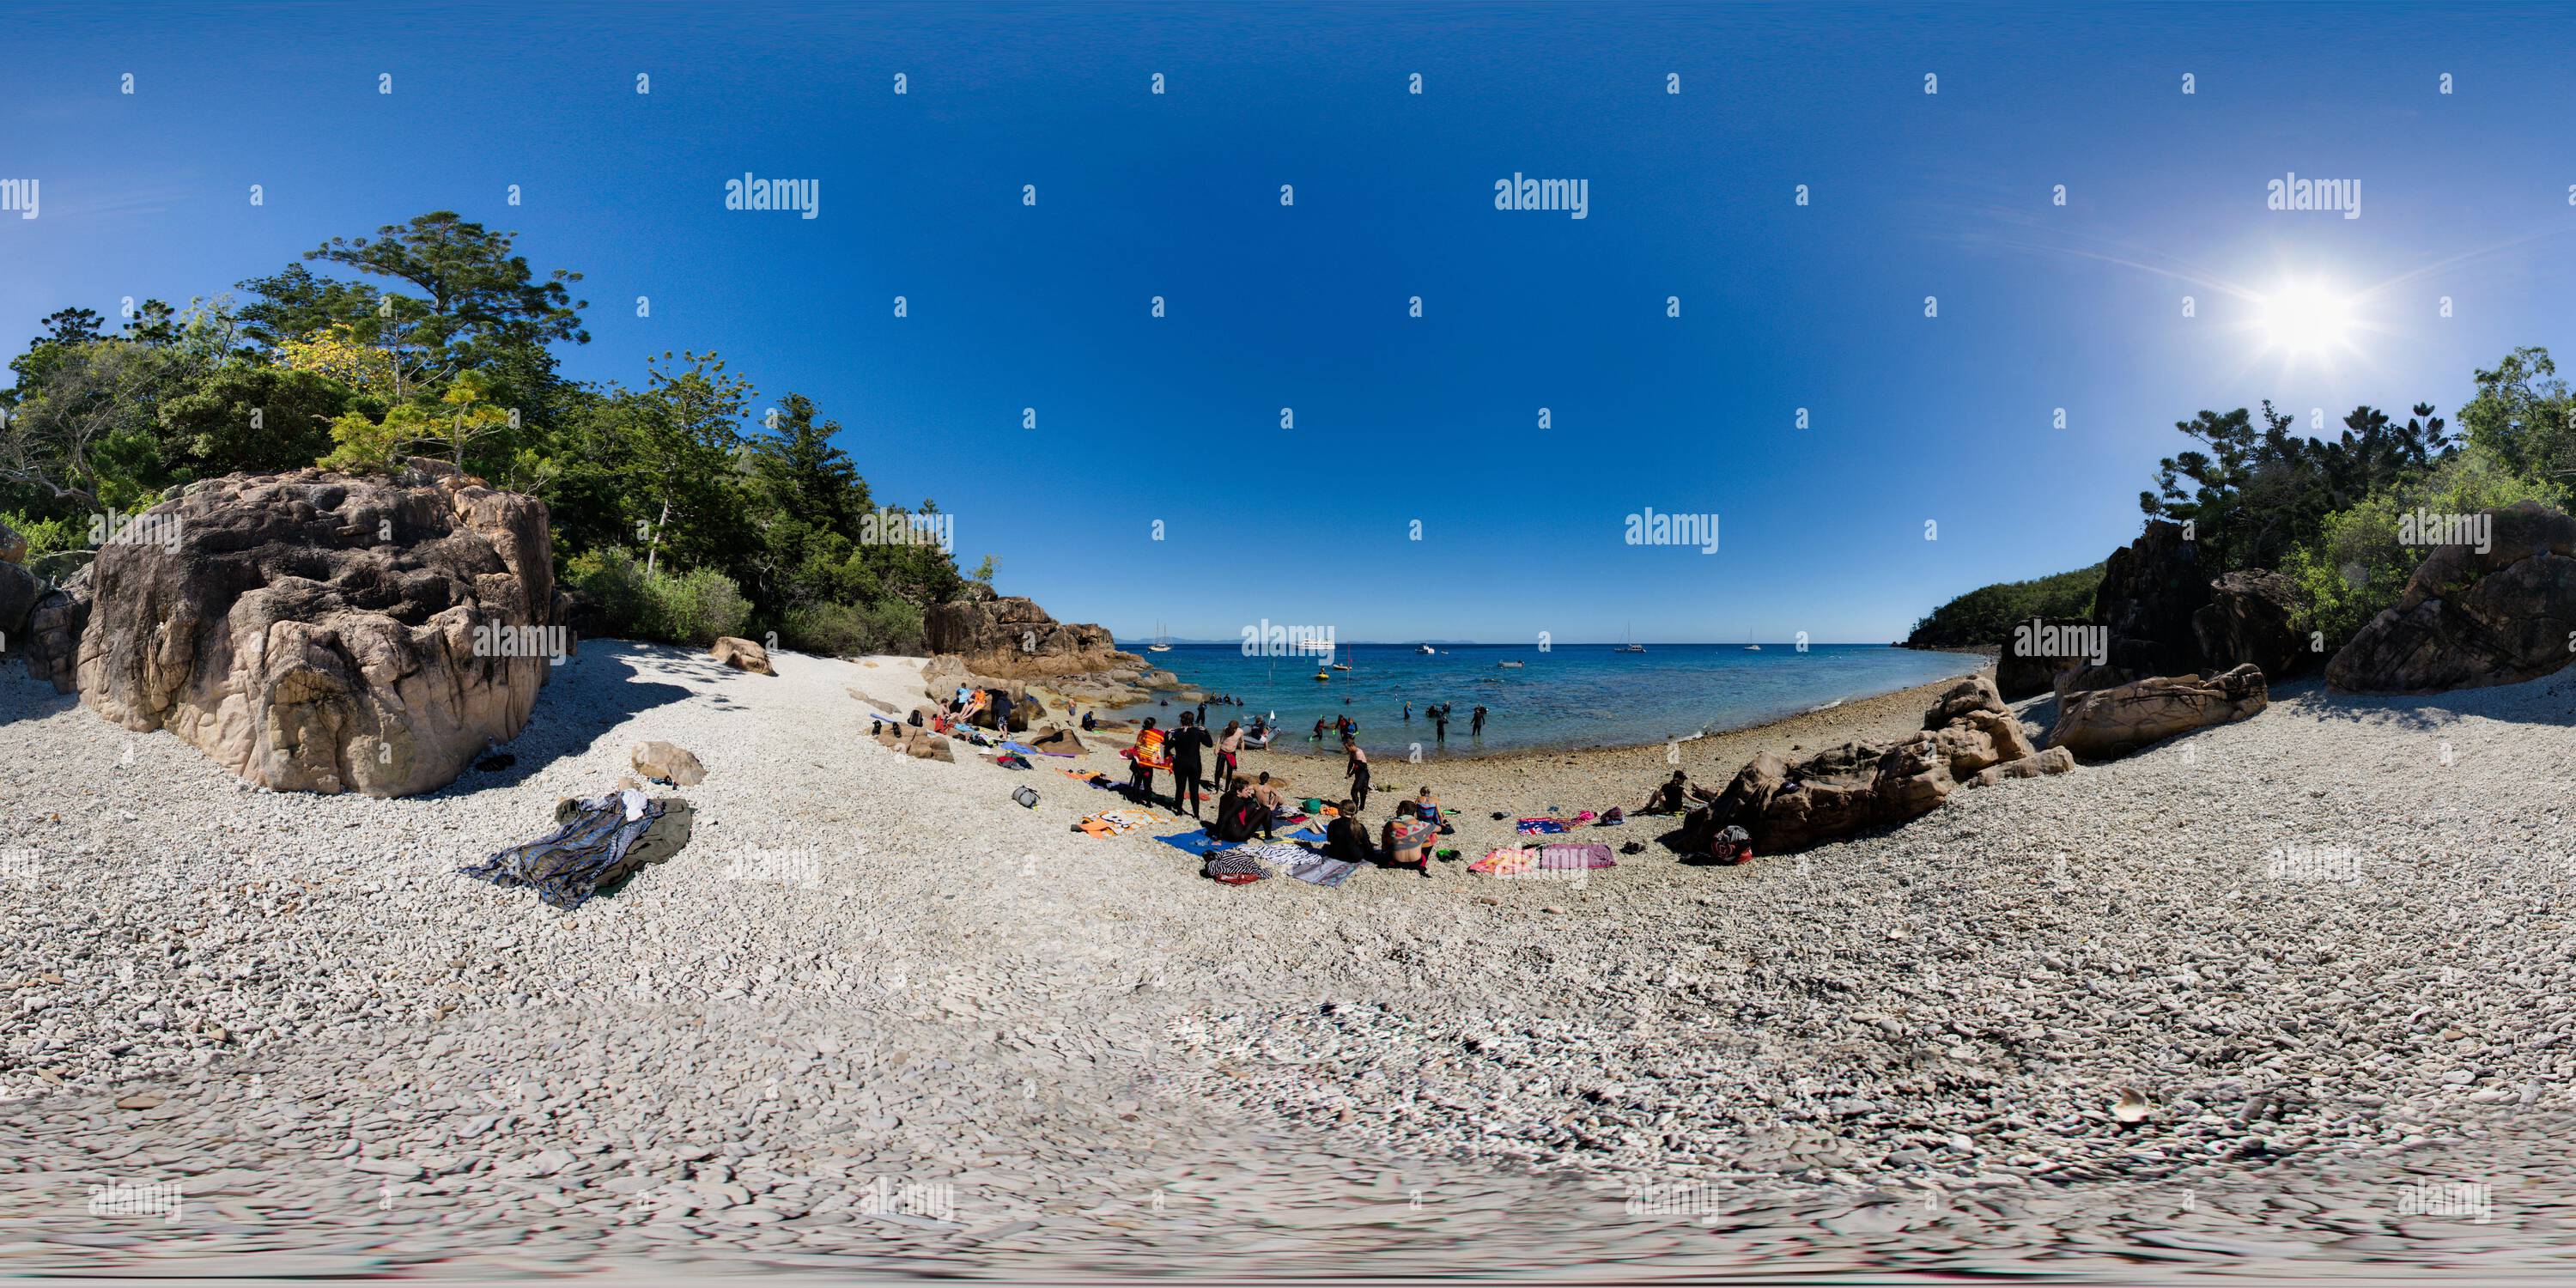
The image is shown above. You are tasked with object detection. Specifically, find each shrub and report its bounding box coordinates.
[2285,447,2562,648]
[567,546,750,646]
[3,512,85,566]
[781,598,926,657]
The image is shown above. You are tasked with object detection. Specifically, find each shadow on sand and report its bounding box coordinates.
[425,643,717,798]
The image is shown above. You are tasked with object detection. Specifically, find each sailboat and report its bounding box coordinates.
[1743,629,1761,652]
[1617,623,1645,653]
[1146,623,1171,653]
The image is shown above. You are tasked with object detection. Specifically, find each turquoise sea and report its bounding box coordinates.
[1102,642,1983,761]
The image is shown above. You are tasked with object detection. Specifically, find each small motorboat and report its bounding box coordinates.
[1497,659,1524,669]
[1417,643,1436,654]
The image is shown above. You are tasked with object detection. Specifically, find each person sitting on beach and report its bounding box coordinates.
[1324,800,1373,864]
[1413,786,1448,831]
[1251,772,1285,841]
[1381,801,1434,878]
[1208,779,1266,843]
[1080,708,1097,731]
[1639,770,1720,815]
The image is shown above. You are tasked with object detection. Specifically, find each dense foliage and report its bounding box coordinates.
[1905,564,2103,648]
[0,211,990,653]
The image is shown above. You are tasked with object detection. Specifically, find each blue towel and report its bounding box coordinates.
[1156,830,1231,857]
[1286,826,1329,845]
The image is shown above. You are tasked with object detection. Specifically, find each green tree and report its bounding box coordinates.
[2458,347,2575,489]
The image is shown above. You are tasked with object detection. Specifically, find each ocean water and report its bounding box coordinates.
[1100,642,1983,760]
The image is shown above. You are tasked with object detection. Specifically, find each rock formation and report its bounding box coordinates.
[75,462,570,797]
[1965,746,2077,788]
[712,635,773,675]
[2069,520,2210,696]
[2049,664,2268,759]
[21,568,89,693]
[0,515,24,565]
[1996,617,2098,702]
[2326,501,2576,693]
[2194,569,2312,681]
[924,595,1142,679]
[1706,676,2054,853]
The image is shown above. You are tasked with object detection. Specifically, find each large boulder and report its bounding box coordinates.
[1997,617,2102,701]
[75,462,569,797]
[2049,665,2268,759]
[923,595,1143,679]
[1703,673,2060,852]
[0,515,25,564]
[2094,520,2212,677]
[2326,501,2576,693]
[2194,570,2312,681]
[21,569,90,692]
[631,740,707,786]
[712,635,773,675]
[0,560,38,643]
[1965,745,2077,788]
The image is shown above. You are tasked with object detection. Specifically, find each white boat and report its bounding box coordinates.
[1330,647,1352,672]
[1744,644,1761,652]
[1146,622,1171,653]
[1417,643,1436,654]
[1294,637,1336,655]
[1617,623,1644,653]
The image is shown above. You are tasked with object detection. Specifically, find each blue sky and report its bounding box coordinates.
[6,2,2573,642]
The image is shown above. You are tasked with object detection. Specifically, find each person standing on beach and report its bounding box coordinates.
[1129,717,1163,803]
[1343,736,1371,811]
[1169,711,1214,819]
[1215,719,1244,792]
[1471,705,1487,737]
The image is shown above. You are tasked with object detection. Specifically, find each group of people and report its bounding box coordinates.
[947,683,1015,731]
[1402,702,1485,740]
[1124,709,1259,818]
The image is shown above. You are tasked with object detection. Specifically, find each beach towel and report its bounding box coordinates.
[1133,727,1172,771]
[1003,740,1072,759]
[1288,855,1359,888]
[1201,850,1273,884]
[1078,808,1164,838]
[1272,812,1309,827]
[1537,843,1618,870]
[460,789,696,910]
[1234,841,1309,866]
[1516,817,1572,835]
[1157,829,1233,858]
[1469,848,1537,876]
[994,753,1033,769]
[1285,826,1329,845]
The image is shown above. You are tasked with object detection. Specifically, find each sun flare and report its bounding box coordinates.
[2255,281,2357,355]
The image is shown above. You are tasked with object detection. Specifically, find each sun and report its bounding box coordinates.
[2254,281,2356,355]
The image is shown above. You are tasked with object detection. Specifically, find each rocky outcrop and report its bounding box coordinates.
[21,568,89,692]
[1965,745,2077,788]
[1706,675,2041,853]
[923,595,1142,679]
[0,560,37,644]
[712,636,773,675]
[2049,664,2268,759]
[2094,521,2211,677]
[0,515,24,564]
[76,462,569,797]
[872,722,954,762]
[2326,501,2576,693]
[2194,570,2312,681]
[1997,617,2099,702]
